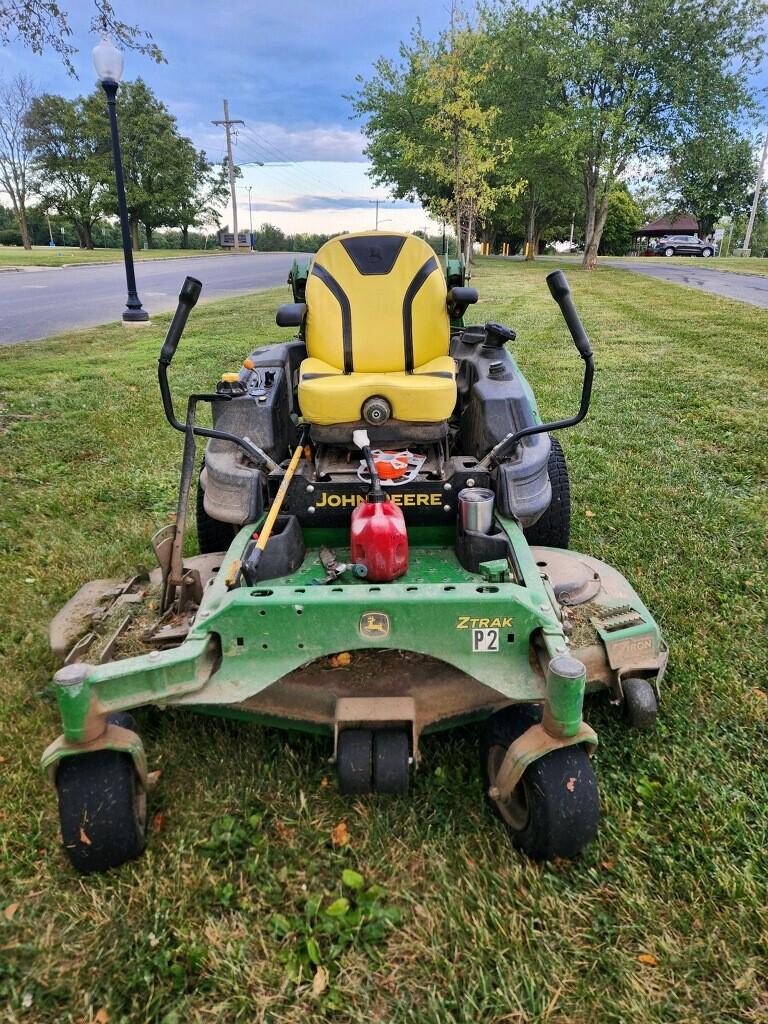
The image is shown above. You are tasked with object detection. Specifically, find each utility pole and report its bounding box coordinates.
[247,185,253,250]
[370,198,380,229]
[743,125,768,254]
[212,99,244,251]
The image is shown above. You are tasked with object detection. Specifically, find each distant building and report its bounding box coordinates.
[633,214,699,240]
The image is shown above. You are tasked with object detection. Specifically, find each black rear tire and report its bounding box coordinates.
[372,730,410,795]
[56,748,147,874]
[337,729,373,795]
[480,704,600,861]
[523,436,571,549]
[196,466,237,555]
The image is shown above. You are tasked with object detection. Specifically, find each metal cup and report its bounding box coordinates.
[458,487,495,534]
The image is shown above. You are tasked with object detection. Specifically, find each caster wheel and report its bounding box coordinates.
[56,748,147,874]
[622,678,658,730]
[337,729,373,795]
[373,730,410,795]
[480,704,600,861]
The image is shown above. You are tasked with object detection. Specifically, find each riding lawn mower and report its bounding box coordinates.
[43,231,667,873]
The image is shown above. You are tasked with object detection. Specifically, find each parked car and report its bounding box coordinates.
[646,235,714,257]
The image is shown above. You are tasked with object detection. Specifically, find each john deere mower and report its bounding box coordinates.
[44,232,667,873]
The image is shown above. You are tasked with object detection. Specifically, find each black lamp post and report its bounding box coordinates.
[92,36,148,323]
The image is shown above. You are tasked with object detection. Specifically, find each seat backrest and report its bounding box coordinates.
[305,231,449,374]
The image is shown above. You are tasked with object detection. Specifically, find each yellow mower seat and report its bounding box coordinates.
[298,231,456,425]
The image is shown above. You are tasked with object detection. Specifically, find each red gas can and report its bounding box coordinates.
[350,499,409,582]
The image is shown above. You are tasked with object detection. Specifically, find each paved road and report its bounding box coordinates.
[603,259,768,308]
[0,252,305,345]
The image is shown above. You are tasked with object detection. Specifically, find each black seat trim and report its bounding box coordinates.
[402,256,439,373]
[311,264,353,374]
[340,235,407,275]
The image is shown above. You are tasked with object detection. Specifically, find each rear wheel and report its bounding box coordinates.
[523,436,570,548]
[196,466,237,554]
[480,704,599,860]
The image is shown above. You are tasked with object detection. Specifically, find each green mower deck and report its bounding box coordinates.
[44,518,665,773]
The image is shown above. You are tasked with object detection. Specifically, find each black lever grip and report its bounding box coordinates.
[159,276,202,366]
[546,270,593,360]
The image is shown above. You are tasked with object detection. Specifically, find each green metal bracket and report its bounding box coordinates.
[288,259,310,302]
[41,723,148,786]
[479,559,511,583]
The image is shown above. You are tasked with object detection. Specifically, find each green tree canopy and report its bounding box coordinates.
[25,91,106,248]
[662,135,758,237]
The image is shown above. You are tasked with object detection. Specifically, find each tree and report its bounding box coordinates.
[96,80,199,250]
[351,14,518,270]
[170,148,228,248]
[482,4,581,260]
[25,91,105,248]
[0,73,36,249]
[529,0,766,268]
[0,1,163,76]
[599,184,642,255]
[662,135,757,238]
[253,223,288,251]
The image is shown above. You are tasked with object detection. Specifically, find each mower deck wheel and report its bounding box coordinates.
[56,742,147,874]
[337,729,373,795]
[621,677,658,730]
[372,729,410,795]
[480,704,600,861]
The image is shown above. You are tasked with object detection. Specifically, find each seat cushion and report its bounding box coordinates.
[304,232,450,374]
[298,355,457,425]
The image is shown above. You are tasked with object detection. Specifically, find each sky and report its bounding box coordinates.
[0,0,453,235]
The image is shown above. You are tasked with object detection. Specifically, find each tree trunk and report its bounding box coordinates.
[525,191,537,261]
[17,205,31,250]
[181,225,189,249]
[465,208,474,275]
[130,215,140,251]
[145,224,153,249]
[82,223,94,250]
[581,170,597,270]
[583,192,610,270]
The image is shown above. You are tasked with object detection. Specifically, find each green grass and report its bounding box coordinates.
[0,245,237,268]
[1,257,767,1023]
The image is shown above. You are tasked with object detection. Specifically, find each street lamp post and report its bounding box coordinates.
[92,36,149,323]
[247,185,253,250]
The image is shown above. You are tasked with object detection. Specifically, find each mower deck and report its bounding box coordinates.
[45,518,665,767]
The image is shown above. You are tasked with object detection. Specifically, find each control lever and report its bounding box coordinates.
[545,270,593,361]
[159,276,202,367]
[477,271,594,469]
[157,276,279,473]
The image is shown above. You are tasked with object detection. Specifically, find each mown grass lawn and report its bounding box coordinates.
[0,246,237,268]
[0,257,766,1023]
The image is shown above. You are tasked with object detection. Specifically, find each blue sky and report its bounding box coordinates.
[0,0,451,234]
